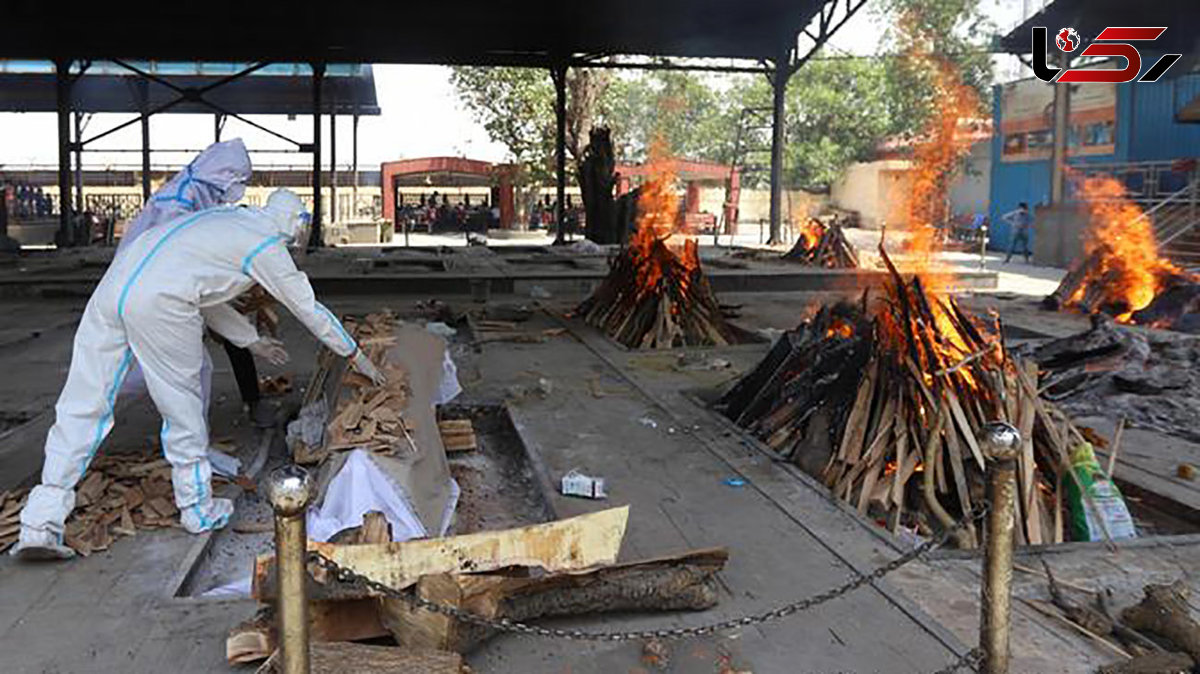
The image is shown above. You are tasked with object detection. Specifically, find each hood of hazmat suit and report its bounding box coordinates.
[117,138,252,254]
[263,188,311,243]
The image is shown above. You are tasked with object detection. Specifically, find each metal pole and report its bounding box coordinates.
[73,111,84,217]
[55,59,73,245]
[309,63,325,249]
[267,465,313,674]
[978,421,1021,674]
[768,51,791,247]
[1050,50,1071,204]
[352,112,359,217]
[330,109,337,225]
[551,62,567,246]
[138,80,151,203]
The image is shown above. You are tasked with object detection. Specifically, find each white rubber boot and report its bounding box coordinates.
[11,527,76,561]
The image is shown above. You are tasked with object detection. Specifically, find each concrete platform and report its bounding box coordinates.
[0,284,1192,674]
[0,245,999,299]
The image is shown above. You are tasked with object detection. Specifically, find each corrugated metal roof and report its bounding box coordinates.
[0,61,378,115]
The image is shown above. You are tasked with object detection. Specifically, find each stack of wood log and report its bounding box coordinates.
[294,312,416,465]
[293,312,481,464]
[0,450,186,556]
[577,236,740,348]
[437,419,477,453]
[719,248,1100,548]
[230,507,728,666]
[782,219,859,268]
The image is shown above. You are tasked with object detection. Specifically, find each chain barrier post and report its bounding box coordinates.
[268,465,314,674]
[978,422,1021,674]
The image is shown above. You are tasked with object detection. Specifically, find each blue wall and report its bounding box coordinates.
[988,72,1200,252]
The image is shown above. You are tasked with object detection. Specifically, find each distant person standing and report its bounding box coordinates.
[1003,202,1033,264]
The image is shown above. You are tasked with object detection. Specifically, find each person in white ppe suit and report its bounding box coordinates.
[115,138,283,425]
[14,189,384,560]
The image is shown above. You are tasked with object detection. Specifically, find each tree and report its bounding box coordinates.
[875,0,995,136]
[606,71,743,164]
[783,59,894,190]
[448,67,555,182]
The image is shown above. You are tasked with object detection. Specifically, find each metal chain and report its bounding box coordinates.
[306,501,990,646]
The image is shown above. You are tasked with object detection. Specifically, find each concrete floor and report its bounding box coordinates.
[0,252,1192,674]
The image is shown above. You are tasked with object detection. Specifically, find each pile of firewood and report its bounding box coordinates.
[720,249,1095,547]
[294,313,416,464]
[782,220,859,268]
[0,450,184,556]
[231,507,727,667]
[577,237,739,349]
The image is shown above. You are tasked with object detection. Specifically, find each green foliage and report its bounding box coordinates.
[606,71,741,164]
[448,0,993,190]
[875,0,995,136]
[449,67,555,182]
[785,59,894,189]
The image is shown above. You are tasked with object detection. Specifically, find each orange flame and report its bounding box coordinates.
[825,318,854,339]
[626,139,700,299]
[1068,173,1186,322]
[878,12,985,380]
[798,218,826,251]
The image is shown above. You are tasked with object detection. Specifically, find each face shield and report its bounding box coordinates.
[289,211,313,261]
[222,182,246,204]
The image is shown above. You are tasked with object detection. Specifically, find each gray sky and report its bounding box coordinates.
[0,1,1030,171]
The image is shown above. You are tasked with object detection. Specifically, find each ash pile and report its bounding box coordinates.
[1020,315,1200,443]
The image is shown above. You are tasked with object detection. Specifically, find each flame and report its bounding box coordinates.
[625,139,700,304]
[825,318,854,339]
[798,218,826,251]
[1066,173,1186,322]
[886,8,984,289]
[875,11,985,382]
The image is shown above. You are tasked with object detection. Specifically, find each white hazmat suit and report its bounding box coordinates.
[17,190,367,558]
[116,138,254,406]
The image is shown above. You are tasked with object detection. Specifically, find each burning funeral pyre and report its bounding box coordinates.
[719,249,1094,547]
[1044,173,1200,330]
[577,156,740,349]
[782,219,859,268]
[720,25,1112,548]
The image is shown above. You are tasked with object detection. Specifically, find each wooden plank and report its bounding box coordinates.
[942,414,973,517]
[839,359,877,464]
[945,389,985,470]
[253,507,630,600]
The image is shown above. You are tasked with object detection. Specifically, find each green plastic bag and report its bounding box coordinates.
[1065,442,1137,542]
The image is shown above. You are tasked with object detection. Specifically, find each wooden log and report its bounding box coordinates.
[1123,582,1200,661]
[1097,652,1195,674]
[839,359,878,464]
[226,600,389,665]
[380,548,728,653]
[254,506,629,601]
[257,642,466,674]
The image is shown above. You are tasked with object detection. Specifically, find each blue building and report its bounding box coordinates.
[987,71,1200,256]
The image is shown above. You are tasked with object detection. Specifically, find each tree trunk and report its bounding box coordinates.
[579,127,617,244]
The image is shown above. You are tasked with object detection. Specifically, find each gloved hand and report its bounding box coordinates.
[248,336,289,366]
[351,350,386,386]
